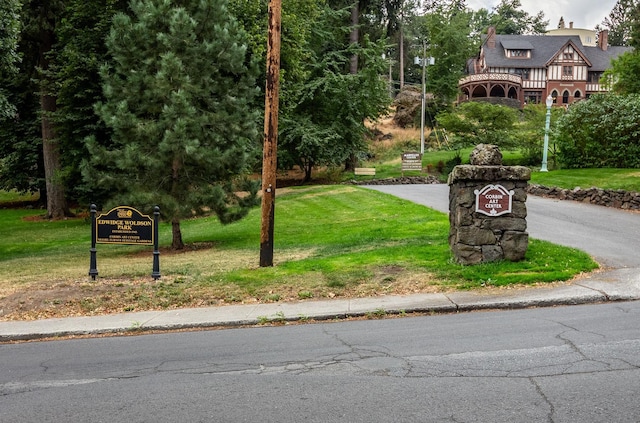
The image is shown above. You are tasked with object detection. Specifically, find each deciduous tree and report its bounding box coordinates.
[436,101,520,149]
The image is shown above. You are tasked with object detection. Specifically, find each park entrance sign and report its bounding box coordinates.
[96,206,154,245]
[89,205,160,280]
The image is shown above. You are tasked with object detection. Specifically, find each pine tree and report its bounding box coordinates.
[600,0,638,46]
[85,0,261,249]
[0,0,21,119]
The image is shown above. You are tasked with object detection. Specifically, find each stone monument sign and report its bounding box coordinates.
[448,144,531,265]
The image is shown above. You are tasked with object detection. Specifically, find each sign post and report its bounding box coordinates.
[89,204,99,280]
[401,151,423,176]
[89,205,160,280]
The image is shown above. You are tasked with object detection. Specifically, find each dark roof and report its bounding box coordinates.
[584,46,630,71]
[500,40,534,50]
[483,34,632,70]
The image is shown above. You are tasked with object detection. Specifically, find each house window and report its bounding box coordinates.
[563,52,574,60]
[562,90,570,104]
[509,50,528,58]
[514,68,530,80]
[562,66,573,78]
[574,90,582,99]
[588,72,602,83]
[524,91,541,104]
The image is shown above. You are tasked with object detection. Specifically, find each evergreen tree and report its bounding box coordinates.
[599,0,638,46]
[52,0,129,205]
[0,0,69,216]
[85,0,261,249]
[0,2,46,196]
[0,0,21,119]
[602,2,640,94]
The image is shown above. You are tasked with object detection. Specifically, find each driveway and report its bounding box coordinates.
[365,184,640,269]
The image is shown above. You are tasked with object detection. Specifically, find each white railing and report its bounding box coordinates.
[459,73,523,85]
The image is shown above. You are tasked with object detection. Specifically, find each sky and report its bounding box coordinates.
[466,0,620,31]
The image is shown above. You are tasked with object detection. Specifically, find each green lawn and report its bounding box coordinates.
[0,185,597,319]
[531,168,640,192]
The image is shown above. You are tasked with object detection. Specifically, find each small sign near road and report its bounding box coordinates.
[96,206,154,245]
[474,184,513,216]
[89,205,160,280]
[401,151,423,173]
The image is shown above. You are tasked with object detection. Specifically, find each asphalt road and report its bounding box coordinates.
[1,302,640,422]
[2,183,640,422]
[366,184,640,268]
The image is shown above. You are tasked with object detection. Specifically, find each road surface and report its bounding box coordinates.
[1,302,640,422]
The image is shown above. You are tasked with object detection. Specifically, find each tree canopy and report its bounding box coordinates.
[0,0,21,119]
[436,101,520,149]
[84,0,261,249]
[555,94,640,168]
[598,0,639,46]
[472,0,548,35]
[279,4,390,181]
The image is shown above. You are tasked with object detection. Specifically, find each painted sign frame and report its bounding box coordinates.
[474,184,514,217]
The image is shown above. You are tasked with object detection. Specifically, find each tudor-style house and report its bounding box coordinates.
[459,24,632,107]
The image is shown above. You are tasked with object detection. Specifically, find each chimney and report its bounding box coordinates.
[487,26,496,48]
[598,30,609,51]
[558,17,565,29]
[569,22,574,29]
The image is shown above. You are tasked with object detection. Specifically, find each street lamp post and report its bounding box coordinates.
[541,94,553,172]
[414,42,433,155]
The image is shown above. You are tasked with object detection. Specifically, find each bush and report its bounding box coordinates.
[555,94,640,168]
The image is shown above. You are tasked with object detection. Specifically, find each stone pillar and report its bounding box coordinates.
[448,144,531,265]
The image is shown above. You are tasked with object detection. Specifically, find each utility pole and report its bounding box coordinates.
[420,40,426,155]
[260,0,282,267]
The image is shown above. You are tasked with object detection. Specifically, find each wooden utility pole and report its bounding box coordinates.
[260,0,282,267]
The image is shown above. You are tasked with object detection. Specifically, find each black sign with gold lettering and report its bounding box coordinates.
[96,206,154,245]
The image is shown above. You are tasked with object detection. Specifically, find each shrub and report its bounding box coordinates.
[555,94,640,168]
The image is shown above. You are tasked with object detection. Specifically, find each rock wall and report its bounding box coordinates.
[527,184,640,210]
[348,175,441,186]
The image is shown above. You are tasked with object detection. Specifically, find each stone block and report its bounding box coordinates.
[511,201,527,218]
[454,208,474,227]
[452,244,482,265]
[470,144,503,165]
[481,217,527,232]
[501,231,529,261]
[456,226,496,246]
[482,245,504,262]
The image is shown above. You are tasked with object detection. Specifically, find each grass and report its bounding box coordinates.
[531,168,640,192]
[0,185,597,319]
[0,190,39,205]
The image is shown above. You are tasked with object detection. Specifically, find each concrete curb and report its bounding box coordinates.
[2,269,639,342]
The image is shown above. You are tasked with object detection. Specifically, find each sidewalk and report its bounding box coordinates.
[2,268,640,342]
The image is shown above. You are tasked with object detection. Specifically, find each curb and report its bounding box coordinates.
[2,269,639,342]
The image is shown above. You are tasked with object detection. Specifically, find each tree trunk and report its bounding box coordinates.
[171,218,184,250]
[40,26,70,220]
[349,2,359,74]
[170,154,185,249]
[303,161,313,182]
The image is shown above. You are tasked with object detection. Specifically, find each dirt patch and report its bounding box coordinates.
[0,262,449,322]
